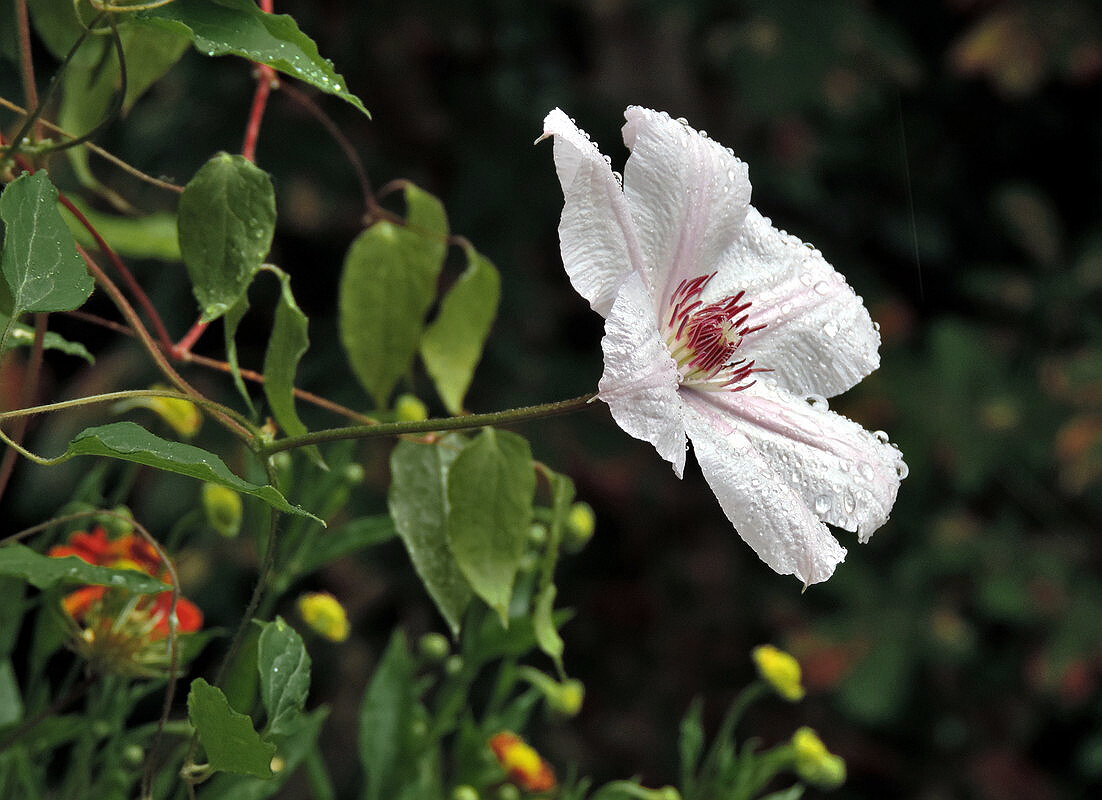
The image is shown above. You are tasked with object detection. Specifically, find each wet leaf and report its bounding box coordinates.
[188,678,275,778]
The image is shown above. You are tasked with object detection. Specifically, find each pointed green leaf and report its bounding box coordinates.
[257,617,311,737]
[188,678,275,778]
[0,171,92,313]
[61,422,319,521]
[136,0,368,116]
[446,428,535,624]
[63,198,181,262]
[0,311,93,362]
[533,584,564,669]
[339,184,447,408]
[359,631,415,800]
[0,660,23,728]
[178,153,275,321]
[0,543,169,593]
[261,268,322,466]
[388,437,472,637]
[419,245,500,414]
[223,293,257,416]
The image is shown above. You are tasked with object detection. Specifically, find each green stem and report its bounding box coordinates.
[260,393,597,456]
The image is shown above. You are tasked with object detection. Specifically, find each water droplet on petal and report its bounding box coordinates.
[823,320,839,337]
[813,281,830,295]
[873,430,890,444]
[675,117,689,125]
[896,461,910,479]
[858,462,875,481]
[843,490,857,514]
[814,495,831,514]
[799,272,814,287]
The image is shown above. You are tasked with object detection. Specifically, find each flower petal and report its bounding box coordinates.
[682,394,846,585]
[598,271,687,477]
[540,108,646,317]
[620,106,752,314]
[690,381,905,543]
[707,208,881,398]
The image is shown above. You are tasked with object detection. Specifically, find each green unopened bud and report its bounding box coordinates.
[496,785,521,800]
[527,523,548,546]
[343,463,366,484]
[419,632,451,662]
[451,787,480,800]
[202,484,243,538]
[445,655,464,676]
[563,501,595,552]
[518,666,585,717]
[122,744,144,767]
[791,727,846,789]
[395,394,429,422]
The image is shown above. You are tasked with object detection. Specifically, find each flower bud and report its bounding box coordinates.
[445,655,464,676]
[143,384,201,437]
[752,644,805,702]
[202,484,243,538]
[488,731,556,793]
[518,667,585,717]
[791,727,846,789]
[395,394,429,422]
[563,502,595,552]
[451,786,480,800]
[296,592,350,642]
[418,632,451,663]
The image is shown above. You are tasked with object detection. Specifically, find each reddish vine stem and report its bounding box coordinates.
[56,190,177,352]
[0,314,48,504]
[14,0,39,141]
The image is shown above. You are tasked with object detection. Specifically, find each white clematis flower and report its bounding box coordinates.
[539,106,907,586]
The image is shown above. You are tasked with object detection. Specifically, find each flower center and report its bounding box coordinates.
[664,272,766,390]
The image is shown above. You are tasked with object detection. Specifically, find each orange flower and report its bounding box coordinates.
[48,527,203,675]
[488,731,556,793]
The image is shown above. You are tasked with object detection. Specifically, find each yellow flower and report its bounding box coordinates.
[791,727,846,789]
[296,592,350,642]
[488,731,556,792]
[202,484,243,538]
[752,644,806,701]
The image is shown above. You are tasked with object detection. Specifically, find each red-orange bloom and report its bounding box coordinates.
[488,731,556,793]
[49,527,203,642]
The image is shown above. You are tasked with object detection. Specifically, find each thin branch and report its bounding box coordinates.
[14,0,39,141]
[0,313,48,502]
[0,96,183,192]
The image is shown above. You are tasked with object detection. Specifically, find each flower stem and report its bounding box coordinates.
[259,393,598,456]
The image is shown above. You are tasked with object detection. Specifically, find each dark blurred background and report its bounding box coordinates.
[6,0,1102,798]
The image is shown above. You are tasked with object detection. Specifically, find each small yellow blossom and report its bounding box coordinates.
[563,501,595,552]
[791,727,846,789]
[488,731,556,792]
[752,644,806,702]
[296,592,350,642]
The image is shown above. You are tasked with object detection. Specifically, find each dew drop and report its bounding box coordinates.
[873,321,881,332]
[699,129,708,138]
[799,272,814,287]
[823,320,839,337]
[843,490,857,514]
[873,430,890,444]
[675,117,689,125]
[813,281,830,295]
[814,495,831,514]
[858,462,875,481]
[896,461,910,479]
[780,302,792,315]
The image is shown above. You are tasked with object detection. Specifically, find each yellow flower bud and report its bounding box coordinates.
[395,393,429,421]
[202,484,243,538]
[752,644,806,702]
[145,384,202,437]
[791,727,846,789]
[296,592,350,642]
[564,501,595,552]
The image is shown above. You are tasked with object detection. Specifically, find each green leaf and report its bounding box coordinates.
[420,244,500,414]
[188,678,275,778]
[0,311,93,363]
[339,184,448,408]
[136,0,368,116]
[61,422,319,521]
[0,660,23,728]
[257,617,311,736]
[222,623,261,715]
[261,268,321,466]
[63,198,181,262]
[446,428,535,624]
[533,469,573,670]
[359,631,415,800]
[533,584,563,670]
[223,293,256,416]
[294,515,396,577]
[388,437,472,637]
[178,153,275,321]
[678,697,704,795]
[198,707,330,800]
[0,171,93,313]
[0,543,169,593]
